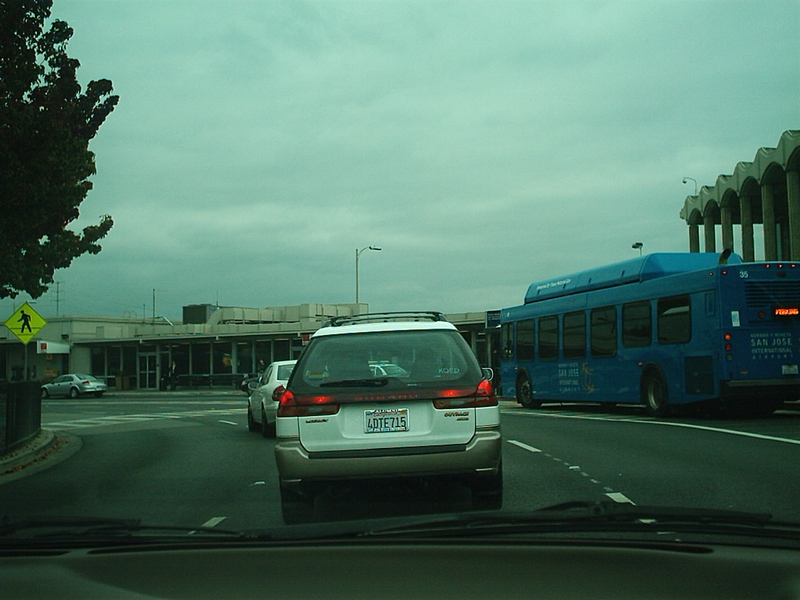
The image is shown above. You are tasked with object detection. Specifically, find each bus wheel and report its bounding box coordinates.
[642,368,669,417]
[516,373,541,409]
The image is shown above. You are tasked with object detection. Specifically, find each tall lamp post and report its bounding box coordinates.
[355,245,381,304]
[632,242,643,256]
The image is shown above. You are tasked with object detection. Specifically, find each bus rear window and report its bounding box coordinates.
[657,295,691,344]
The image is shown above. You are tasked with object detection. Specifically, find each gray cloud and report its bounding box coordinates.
[4,0,797,320]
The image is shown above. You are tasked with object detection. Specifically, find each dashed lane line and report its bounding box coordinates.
[189,516,228,535]
[605,492,636,504]
[507,438,637,506]
[507,439,542,453]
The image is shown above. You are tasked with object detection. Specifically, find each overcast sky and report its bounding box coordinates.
[4,0,798,321]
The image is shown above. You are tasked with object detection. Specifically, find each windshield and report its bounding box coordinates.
[1,0,798,560]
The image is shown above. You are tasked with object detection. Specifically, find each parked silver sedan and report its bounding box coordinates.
[247,360,297,437]
[41,373,108,398]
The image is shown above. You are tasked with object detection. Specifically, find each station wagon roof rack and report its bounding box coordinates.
[325,311,449,327]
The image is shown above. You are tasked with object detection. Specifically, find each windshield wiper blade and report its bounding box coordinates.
[0,516,248,540]
[320,377,389,388]
[358,502,785,538]
[534,501,774,526]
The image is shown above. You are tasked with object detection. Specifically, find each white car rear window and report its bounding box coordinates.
[293,330,480,391]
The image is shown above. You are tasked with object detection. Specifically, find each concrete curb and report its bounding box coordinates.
[0,429,56,473]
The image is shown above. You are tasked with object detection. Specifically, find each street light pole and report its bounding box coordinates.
[355,245,381,304]
[632,242,643,256]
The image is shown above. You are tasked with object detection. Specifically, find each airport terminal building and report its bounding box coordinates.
[0,303,499,390]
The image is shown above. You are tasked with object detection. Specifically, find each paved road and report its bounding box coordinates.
[0,394,798,530]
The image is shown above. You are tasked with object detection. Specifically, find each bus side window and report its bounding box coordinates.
[658,295,691,344]
[622,301,651,348]
[538,316,558,361]
[563,311,586,359]
[516,318,535,361]
[591,306,617,358]
[501,323,514,360]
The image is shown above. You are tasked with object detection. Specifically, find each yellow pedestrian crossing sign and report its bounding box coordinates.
[4,302,47,345]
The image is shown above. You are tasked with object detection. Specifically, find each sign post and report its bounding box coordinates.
[4,302,47,380]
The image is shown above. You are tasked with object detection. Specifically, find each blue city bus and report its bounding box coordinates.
[499,252,800,416]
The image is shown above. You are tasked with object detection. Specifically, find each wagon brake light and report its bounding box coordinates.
[277,389,339,417]
[433,379,498,409]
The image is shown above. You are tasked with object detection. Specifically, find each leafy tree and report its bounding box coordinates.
[0,0,118,299]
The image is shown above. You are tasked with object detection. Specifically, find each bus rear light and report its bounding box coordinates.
[724,332,733,352]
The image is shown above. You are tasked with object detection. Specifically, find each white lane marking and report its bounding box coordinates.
[606,492,636,504]
[201,517,227,528]
[189,516,227,535]
[509,438,636,506]
[45,409,244,430]
[507,410,800,446]
[507,439,542,453]
[218,420,238,426]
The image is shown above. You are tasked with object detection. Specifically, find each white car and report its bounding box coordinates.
[247,360,297,437]
[41,373,108,398]
[275,312,502,523]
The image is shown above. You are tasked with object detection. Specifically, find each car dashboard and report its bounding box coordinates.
[2,538,799,599]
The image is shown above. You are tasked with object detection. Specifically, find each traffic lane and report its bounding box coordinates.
[24,404,511,528]
[501,408,800,521]
[6,401,798,532]
[0,415,286,531]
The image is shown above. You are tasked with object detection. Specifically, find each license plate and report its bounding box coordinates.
[364,408,409,433]
[782,364,799,375]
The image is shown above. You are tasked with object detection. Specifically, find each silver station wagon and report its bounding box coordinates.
[275,312,502,522]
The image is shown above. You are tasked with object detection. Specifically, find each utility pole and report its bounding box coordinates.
[54,281,62,316]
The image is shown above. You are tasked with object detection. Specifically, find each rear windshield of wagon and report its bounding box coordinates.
[290,330,482,392]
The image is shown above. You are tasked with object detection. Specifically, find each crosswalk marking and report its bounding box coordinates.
[45,408,244,430]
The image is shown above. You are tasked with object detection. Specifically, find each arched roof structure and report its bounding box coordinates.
[679,130,800,261]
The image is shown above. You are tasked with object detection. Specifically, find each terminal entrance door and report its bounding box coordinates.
[138,353,157,389]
